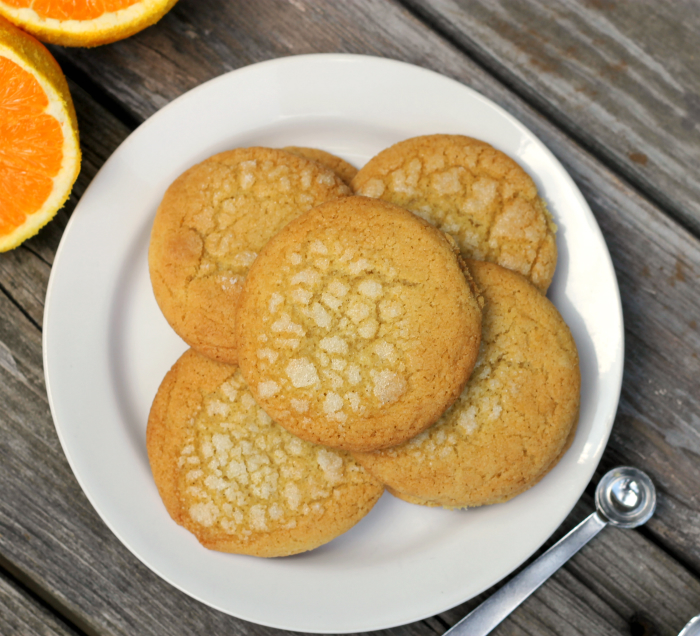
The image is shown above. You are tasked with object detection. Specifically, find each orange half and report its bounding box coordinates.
[0,0,178,47]
[0,15,80,251]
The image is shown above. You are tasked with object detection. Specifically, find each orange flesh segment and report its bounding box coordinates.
[0,55,47,114]
[2,0,140,20]
[0,56,63,237]
[0,165,53,234]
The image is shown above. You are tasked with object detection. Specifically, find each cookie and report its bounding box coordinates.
[352,134,557,292]
[147,349,384,557]
[353,260,580,508]
[236,196,483,452]
[283,146,358,185]
[148,147,351,364]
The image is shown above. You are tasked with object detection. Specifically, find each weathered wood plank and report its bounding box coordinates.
[0,567,81,636]
[402,0,700,234]
[1,0,700,634]
[0,249,48,330]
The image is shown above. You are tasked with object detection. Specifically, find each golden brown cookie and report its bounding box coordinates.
[148,147,351,364]
[235,196,483,452]
[283,146,358,185]
[352,134,557,292]
[147,349,384,557]
[353,260,580,508]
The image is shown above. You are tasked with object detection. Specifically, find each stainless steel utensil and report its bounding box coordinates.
[679,615,700,636]
[443,467,657,636]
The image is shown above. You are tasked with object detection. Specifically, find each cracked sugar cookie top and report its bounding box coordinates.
[236,196,483,452]
[148,147,351,365]
[352,135,557,293]
[283,146,358,186]
[353,260,580,509]
[146,349,383,557]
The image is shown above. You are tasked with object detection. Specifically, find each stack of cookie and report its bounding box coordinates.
[146,136,581,557]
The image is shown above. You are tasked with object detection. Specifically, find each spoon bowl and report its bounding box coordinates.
[595,466,656,528]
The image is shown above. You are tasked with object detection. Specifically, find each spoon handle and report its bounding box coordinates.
[444,511,608,636]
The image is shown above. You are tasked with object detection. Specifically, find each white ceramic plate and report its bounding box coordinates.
[44,54,623,633]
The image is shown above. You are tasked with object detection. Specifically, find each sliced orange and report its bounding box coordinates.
[0,0,178,47]
[0,14,80,251]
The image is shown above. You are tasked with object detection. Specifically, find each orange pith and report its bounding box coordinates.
[0,55,63,238]
[2,0,140,21]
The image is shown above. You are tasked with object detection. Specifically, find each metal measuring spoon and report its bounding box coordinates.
[443,466,657,636]
[679,615,700,636]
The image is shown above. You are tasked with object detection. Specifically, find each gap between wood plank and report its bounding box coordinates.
[637,522,700,585]
[21,244,52,269]
[0,554,93,636]
[395,0,700,243]
[0,282,41,333]
[49,48,141,132]
[431,614,450,631]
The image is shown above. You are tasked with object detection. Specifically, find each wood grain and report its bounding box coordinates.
[402,0,700,233]
[0,568,80,636]
[1,0,700,634]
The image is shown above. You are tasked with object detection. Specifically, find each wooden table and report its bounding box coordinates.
[2,1,700,634]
